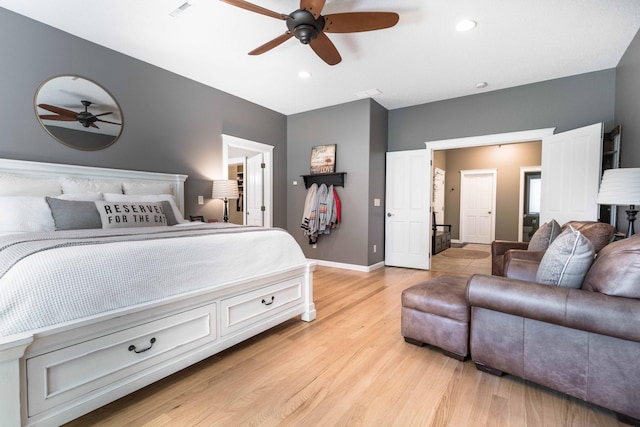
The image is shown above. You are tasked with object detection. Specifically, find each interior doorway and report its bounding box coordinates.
[421,128,556,270]
[519,167,542,242]
[222,134,274,228]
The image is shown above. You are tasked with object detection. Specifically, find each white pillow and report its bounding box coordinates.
[122,181,173,196]
[56,192,104,201]
[0,196,55,232]
[536,226,595,288]
[103,193,186,223]
[61,178,122,194]
[0,175,61,196]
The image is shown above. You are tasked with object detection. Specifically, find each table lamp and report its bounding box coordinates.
[212,179,239,223]
[596,168,640,237]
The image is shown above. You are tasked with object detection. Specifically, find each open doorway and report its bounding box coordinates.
[222,134,274,228]
[519,167,542,242]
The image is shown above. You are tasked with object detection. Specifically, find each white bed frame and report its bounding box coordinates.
[0,159,316,427]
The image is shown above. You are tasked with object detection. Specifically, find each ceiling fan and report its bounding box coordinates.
[220,0,399,65]
[38,100,122,129]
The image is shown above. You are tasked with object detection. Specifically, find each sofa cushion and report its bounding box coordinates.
[536,226,595,288]
[528,219,561,251]
[561,221,615,253]
[582,234,640,297]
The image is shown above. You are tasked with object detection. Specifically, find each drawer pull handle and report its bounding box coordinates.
[262,296,275,306]
[128,337,156,354]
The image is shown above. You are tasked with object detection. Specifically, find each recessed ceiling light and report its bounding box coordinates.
[475,81,488,89]
[170,2,191,17]
[298,71,312,79]
[456,19,477,32]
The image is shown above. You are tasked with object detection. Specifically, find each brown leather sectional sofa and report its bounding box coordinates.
[468,233,640,424]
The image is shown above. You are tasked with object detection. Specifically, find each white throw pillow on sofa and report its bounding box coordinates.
[536,226,595,288]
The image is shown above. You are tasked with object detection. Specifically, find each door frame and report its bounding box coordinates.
[423,127,555,258]
[222,134,273,227]
[460,169,497,244]
[518,165,542,241]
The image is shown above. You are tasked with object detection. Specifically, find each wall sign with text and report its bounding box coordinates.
[310,144,336,174]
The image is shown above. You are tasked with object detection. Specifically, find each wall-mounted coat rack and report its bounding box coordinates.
[301,172,347,189]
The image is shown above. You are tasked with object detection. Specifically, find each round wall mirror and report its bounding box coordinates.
[34,75,123,150]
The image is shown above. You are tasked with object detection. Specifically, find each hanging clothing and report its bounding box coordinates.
[301,182,341,244]
[301,183,318,236]
[320,185,335,234]
[333,186,341,225]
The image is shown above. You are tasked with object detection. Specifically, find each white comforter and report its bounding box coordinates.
[0,224,307,337]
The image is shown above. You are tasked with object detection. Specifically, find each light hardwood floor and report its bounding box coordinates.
[66,258,625,426]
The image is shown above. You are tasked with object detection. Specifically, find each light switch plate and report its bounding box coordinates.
[197,195,204,205]
[374,198,381,207]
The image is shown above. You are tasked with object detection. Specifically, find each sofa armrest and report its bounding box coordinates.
[491,240,530,257]
[491,240,530,276]
[503,258,539,281]
[504,249,545,263]
[467,274,640,343]
[502,250,545,281]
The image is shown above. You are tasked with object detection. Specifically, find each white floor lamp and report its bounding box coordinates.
[596,168,640,237]
[212,179,239,223]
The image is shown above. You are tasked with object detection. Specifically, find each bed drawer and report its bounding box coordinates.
[26,303,216,417]
[221,278,302,335]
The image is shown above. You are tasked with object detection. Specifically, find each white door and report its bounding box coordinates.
[540,123,603,225]
[246,153,264,226]
[460,170,496,244]
[385,150,429,269]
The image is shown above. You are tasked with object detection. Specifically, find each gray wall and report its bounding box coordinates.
[287,99,386,266]
[0,8,288,227]
[616,29,640,168]
[389,69,617,151]
[368,101,388,265]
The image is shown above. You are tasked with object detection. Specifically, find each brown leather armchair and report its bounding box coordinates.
[468,234,640,424]
[492,221,616,277]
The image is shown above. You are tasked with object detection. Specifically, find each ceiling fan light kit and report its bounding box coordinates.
[220,0,399,65]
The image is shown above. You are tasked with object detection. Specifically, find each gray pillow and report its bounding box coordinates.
[160,200,179,226]
[536,226,595,288]
[94,201,168,229]
[528,219,561,251]
[46,197,102,231]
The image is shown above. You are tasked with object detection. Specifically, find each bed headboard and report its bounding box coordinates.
[0,158,188,214]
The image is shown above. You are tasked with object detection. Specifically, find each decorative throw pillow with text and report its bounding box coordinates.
[94,201,168,228]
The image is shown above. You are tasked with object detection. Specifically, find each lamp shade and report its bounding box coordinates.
[596,168,640,206]
[212,179,239,199]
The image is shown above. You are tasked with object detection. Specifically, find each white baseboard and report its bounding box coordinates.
[307,259,385,273]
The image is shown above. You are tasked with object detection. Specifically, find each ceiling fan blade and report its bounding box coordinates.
[299,0,326,19]
[38,114,77,121]
[92,112,114,117]
[219,0,287,20]
[249,32,294,55]
[37,104,78,118]
[309,32,341,65]
[96,118,122,126]
[323,12,399,33]
[90,123,100,129]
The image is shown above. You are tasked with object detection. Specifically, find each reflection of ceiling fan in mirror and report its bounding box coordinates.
[220,0,399,65]
[38,100,122,129]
